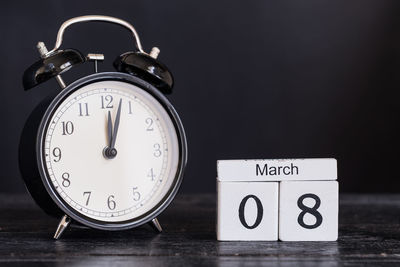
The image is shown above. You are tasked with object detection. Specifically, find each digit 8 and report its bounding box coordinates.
[297,193,323,229]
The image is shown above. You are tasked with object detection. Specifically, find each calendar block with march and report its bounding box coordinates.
[217,181,278,241]
[279,181,339,241]
[218,158,337,182]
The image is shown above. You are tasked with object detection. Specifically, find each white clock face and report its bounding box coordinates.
[41,80,180,223]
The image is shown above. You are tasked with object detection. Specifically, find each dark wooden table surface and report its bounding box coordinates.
[0,193,400,266]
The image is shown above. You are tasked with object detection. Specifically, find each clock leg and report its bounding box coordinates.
[54,215,71,240]
[149,218,163,233]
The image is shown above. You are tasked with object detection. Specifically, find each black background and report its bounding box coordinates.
[1,0,399,194]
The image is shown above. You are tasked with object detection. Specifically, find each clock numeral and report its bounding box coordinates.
[146,118,154,131]
[52,147,62,162]
[61,121,74,135]
[83,191,91,206]
[78,102,89,116]
[101,95,114,109]
[132,187,141,201]
[107,195,116,210]
[128,101,133,114]
[61,172,70,187]
[148,168,156,181]
[153,143,162,157]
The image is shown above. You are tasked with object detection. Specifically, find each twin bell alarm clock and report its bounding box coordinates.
[19,15,187,239]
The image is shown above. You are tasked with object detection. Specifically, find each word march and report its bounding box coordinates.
[256,163,299,176]
[217,158,337,181]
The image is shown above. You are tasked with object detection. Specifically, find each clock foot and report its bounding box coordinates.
[54,215,71,240]
[149,218,162,233]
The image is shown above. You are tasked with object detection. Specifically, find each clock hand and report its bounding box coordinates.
[110,98,122,149]
[107,110,113,147]
[104,107,118,159]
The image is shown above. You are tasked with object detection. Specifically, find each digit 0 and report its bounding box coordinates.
[297,193,323,229]
[238,195,263,229]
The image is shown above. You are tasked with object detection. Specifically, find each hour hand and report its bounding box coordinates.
[110,98,122,149]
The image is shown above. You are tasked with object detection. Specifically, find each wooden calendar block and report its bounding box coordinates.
[217,158,337,182]
[217,181,278,241]
[279,181,339,241]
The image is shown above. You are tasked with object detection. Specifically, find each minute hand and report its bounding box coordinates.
[107,111,113,148]
[110,98,122,149]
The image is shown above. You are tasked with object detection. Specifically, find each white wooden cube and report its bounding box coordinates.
[218,159,337,182]
[279,181,339,241]
[217,181,278,241]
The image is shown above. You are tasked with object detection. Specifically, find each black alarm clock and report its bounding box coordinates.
[19,15,187,239]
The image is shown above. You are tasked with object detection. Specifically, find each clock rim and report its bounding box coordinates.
[36,72,187,230]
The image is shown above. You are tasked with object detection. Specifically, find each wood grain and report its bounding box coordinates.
[0,193,399,266]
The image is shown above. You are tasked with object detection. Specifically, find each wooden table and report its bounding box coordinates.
[0,193,399,266]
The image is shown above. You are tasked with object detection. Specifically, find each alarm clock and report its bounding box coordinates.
[19,15,187,239]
